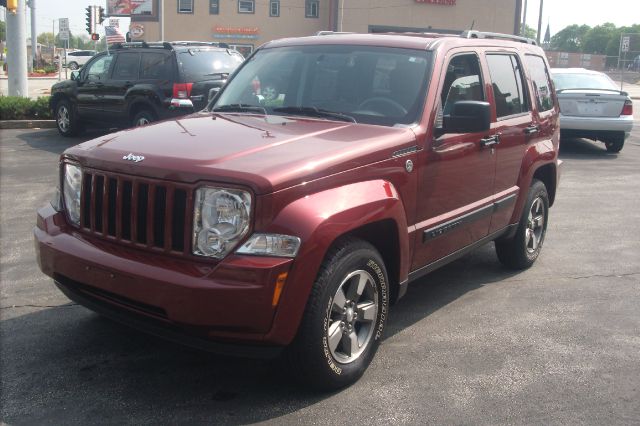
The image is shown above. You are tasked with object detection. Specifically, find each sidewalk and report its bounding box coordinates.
[613,81,640,100]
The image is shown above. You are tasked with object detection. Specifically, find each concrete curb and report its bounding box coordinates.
[0,120,56,129]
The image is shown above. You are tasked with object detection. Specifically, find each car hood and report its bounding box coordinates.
[64,112,418,195]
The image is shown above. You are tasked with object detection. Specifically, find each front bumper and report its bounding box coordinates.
[35,204,293,356]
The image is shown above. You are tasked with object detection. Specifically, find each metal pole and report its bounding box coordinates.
[618,35,623,90]
[64,37,68,80]
[521,0,528,36]
[160,0,164,41]
[6,0,29,97]
[30,0,36,70]
[536,0,543,44]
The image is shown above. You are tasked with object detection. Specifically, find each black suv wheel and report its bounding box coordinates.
[54,99,82,137]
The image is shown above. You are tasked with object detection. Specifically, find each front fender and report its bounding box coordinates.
[262,179,409,345]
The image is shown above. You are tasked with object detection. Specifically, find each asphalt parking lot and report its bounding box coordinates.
[1,115,640,424]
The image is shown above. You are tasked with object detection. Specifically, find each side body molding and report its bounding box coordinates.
[262,179,410,345]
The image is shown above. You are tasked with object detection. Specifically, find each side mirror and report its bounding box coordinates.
[70,71,80,81]
[208,87,221,102]
[443,101,491,133]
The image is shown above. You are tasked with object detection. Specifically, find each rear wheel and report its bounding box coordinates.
[604,135,624,153]
[496,179,549,269]
[285,238,389,390]
[132,109,155,127]
[55,99,82,137]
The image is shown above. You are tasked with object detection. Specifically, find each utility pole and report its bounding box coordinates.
[521,0,528,36]
[160,0,164,41]
[536,0,544,44]
[28,0,36,70]
[6,0,29,96]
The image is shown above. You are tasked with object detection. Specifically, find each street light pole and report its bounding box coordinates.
[6,0,29,96]
[537,0,544,44]
[29,0,37,70]
[521,0,528,36]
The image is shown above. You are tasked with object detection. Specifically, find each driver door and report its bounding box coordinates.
[76,54,114,120]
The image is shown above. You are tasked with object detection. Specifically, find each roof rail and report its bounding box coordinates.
[110,41,173,50]
[461,30,537,45]
[168,41,230,48]
[315,31,356,36]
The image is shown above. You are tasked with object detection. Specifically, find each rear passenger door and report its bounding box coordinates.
[484,52,534,233]
[103,52,141,123]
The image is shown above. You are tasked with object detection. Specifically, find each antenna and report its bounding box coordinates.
[470,20,475,31]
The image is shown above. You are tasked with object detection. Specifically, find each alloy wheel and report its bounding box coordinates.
[525,197,545,253]
[57,106,70,132]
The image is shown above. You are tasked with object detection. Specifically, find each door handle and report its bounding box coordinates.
[480,135,500,148]
[124,81,133,88]
[524,125,539,135]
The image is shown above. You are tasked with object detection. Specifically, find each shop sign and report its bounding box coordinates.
[130,23,145,39]
[213,26,259,40]
[415,0,456,5]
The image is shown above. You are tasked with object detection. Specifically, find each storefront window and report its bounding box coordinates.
[210,0,219,14]
[238,0,255,13]
[178,0,193,13]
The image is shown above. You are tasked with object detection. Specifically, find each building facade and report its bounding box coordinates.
[545,51,607,72]
[130,0,522,57]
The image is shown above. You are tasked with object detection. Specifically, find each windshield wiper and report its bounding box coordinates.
[204,72,229,78]
[213,104,267,114]
[273,106,357,123]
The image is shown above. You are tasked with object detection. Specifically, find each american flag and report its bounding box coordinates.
[105,26,126,44]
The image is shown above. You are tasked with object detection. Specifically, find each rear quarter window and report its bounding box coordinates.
[526,55,554,112]
[177,49,244,82]
[140,52,174,80]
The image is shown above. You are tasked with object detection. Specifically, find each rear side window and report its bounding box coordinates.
[177,49,244,82]
[112,53,140,80]
[486,54,529,118]
[140,52,173,80]
[526,55,554,112]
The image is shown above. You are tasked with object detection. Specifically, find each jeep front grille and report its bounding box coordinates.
[79,170,192,255]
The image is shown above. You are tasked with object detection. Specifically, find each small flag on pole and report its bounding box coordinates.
[105,26,126,44]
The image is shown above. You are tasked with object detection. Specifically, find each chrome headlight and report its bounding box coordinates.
[63,163,82,225]
[192,187,251,258]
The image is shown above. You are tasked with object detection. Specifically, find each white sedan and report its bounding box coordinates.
[551,68,634,153]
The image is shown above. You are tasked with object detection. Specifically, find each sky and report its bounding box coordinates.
[1,0,639,40]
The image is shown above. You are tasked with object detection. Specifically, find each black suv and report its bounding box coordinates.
[50,42,244,136]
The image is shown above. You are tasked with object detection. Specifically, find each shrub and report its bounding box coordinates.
[0,96,52,120]
[43,66,57,74]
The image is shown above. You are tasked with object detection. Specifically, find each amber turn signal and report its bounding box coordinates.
[272,272,288,307]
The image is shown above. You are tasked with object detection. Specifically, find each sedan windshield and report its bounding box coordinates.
[211,45,433,127]
[552,72,618,91]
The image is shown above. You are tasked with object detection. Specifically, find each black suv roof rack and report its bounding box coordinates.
[168,41,230,48]
[110,41,173,50]
[461,30,537,45]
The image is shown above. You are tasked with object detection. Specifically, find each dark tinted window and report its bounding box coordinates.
[112,53,140,80]
[526,55,554,112]
[177,49,244,82]
[486,54,529,118]
[140,52,173,80]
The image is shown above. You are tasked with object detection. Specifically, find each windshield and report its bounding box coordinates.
[552,72,618,91]
[211,45,433,127]
[177,49,244,82]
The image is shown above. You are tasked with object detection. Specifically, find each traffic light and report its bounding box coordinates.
[91,33,100,41]
[97,6,105,25]
[6,0,18,14]
[85,6,95,35]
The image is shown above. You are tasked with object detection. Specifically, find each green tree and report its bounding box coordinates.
[0,20,6,42]
[523,24,537,40]
[582,23,617,54]
[38,32,56,47]
[549,24,591,52]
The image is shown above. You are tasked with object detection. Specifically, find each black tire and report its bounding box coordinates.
[132,109,155,127]
[54,99,82,137]
[68,62,79,70]
[285,238,389,390]
[495,179,549,269]
[604,135,624,153]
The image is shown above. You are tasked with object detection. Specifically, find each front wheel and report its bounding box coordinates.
[285,238,389,390]
[496,179,549,269]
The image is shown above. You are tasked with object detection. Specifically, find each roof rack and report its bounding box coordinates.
[315,31,356,36]
[168,41,230,48]
[461,30,537,45]
[110,41,172,50]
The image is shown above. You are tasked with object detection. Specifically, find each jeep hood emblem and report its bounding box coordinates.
[123,153,145,163]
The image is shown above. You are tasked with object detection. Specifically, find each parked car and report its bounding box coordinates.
[65,50,96,70]
[50,41,244,136]
[35,31,562,390]
[551,68,634,153]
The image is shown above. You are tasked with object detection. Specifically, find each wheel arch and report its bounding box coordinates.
[532,163,557,207]
[128,100,159,122]
[263,179,410,345]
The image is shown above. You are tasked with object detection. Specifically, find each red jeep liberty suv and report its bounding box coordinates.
[35,31,561,390]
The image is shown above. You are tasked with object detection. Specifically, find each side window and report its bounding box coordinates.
[178,0,193,13]
[238,0,254,13]
[140,53,173,80]
[486,54,529,118]
[210,0,219,14]
[436,54,484,128]
[85,55,114,81]
[112,53,140,81]
[525,55,554,112]
[305,0,319,18]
